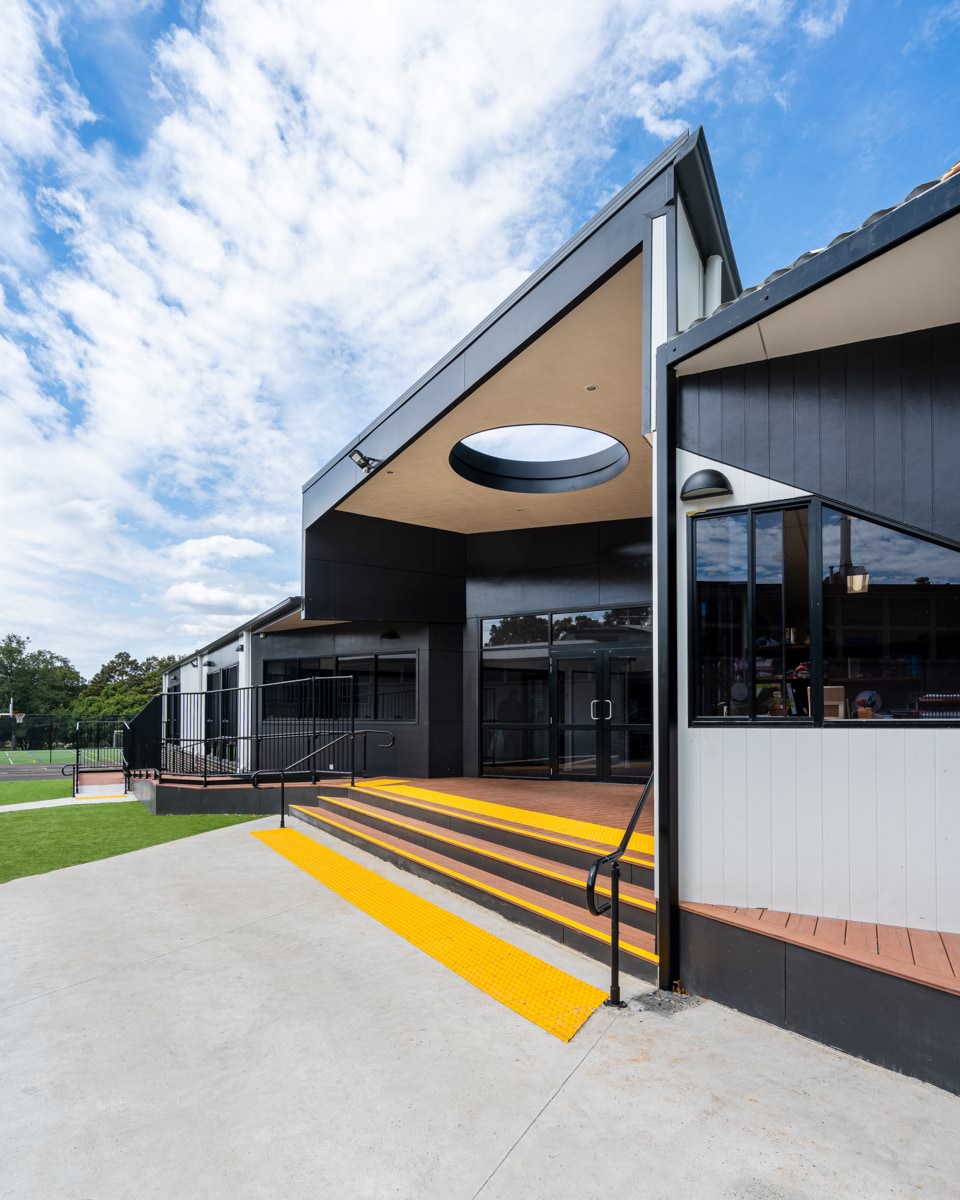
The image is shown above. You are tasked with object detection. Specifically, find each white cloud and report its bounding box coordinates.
[799,1,849,40]
[163,580,277,613]
[0,0,846,676]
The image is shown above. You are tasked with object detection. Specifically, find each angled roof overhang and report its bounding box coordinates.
[302,128,739,536]
[665,171,960,378]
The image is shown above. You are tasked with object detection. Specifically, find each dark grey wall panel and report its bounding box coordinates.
[680,911,786,1026]
[677,322,960,544]
[304,512,465,623]
[465,519,653,617]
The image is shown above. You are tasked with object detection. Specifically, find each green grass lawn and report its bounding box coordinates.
[1,748,93,765]
[0,779,75,806]
[0,802,260,884]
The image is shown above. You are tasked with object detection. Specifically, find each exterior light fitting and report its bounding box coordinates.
[680,469,733,501]
[846,568,870,595]
[349,449,381,474]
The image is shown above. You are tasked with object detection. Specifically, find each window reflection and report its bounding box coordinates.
[552,607,652,643]
[694,512,749,717]
[822,508,960,718]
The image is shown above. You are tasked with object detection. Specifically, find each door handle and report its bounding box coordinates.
[590,700,599,721]
[605,700,613,720]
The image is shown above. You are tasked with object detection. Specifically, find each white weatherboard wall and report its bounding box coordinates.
[676,449,960,934]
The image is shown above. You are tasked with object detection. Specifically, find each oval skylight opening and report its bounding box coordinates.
[450,424,628,495]
[461,424,618,462]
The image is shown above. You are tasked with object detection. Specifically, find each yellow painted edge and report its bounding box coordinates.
[351,784,655,869]
[291,804,658,965]
[253,827,607,1041]
[368,782,656,858]
[314,794,655,913]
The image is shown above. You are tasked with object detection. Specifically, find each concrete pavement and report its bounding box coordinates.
[1,816,957,1200]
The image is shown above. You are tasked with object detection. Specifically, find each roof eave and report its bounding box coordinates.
[665,170,960,371]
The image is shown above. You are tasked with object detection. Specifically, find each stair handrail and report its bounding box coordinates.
[251,729,396,827]
[585,774,654,1008]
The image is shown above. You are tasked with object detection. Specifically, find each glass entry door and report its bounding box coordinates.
[552,647,652,782]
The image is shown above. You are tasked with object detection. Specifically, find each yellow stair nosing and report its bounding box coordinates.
[312,793,656,913]
[253,827,607,1041]
[291,804,659,965]
[368,782,655,857]
[349,784,655,868]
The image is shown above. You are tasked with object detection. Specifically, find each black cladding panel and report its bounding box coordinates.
[677,323,960,545]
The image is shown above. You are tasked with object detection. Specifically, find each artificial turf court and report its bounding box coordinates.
[0,802,259,884]
[1,748,119,765]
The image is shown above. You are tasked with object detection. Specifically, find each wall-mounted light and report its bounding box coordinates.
[846,568,870,595]
[380,629,400,640]
[680,469,733,501]
[236,644,244,652]
[202,659,216,667]
[349,448,382,474]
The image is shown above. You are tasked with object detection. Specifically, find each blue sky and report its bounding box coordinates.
[1,0,958,676]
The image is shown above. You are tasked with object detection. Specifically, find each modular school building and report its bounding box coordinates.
[163,130,960,1090]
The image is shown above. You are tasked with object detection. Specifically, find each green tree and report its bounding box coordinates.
[0,634,83,714]
[74,651,178,717]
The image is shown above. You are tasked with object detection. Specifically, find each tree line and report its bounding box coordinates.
[0,633,178,718]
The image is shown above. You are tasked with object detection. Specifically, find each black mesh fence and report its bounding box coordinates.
[123,675,355,782]
[0,713,131,764]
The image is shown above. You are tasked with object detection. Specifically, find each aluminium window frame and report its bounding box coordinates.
[689,494,960,729]
[336,651,420,725]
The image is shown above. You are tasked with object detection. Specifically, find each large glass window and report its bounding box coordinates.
[482,615,548,648]
[822,508,960,719]
[376,654,417,721]
[692,507,810,719]
[692,502,960,724]
[693,512,750,717]
[262,654,416,722]
[552,607,652,643]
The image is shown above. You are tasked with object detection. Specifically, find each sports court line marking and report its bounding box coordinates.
[253,827,606,1041]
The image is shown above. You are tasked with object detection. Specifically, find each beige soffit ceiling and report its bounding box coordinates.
[254,613,346,634]
[675,211,960,376]
[339,255,648,534]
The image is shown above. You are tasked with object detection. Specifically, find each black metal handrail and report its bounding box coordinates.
[585,775,654,1008]
[251,729,396,827]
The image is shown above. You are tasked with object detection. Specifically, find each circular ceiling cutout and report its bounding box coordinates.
[450,424,629,494]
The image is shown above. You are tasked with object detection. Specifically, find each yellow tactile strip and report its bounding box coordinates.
[291,805,658,966]
[356,782,655,859]
[253,827,606,1041]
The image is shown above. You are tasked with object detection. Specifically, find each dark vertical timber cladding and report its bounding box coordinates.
[743,360,770,478]
[931,324,960,543]
[818,345,846,501]
[792,353,820,494]
[767,356,794,484]
[872,336,903,526]
[720,366,745,468]
[675,322,960,544]
[842,342,876,513]
[901,330,934,532]
[697,371,722,459]
[678,376,700,452]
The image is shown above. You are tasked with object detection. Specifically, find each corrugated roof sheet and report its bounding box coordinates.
[688,160,960,326]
